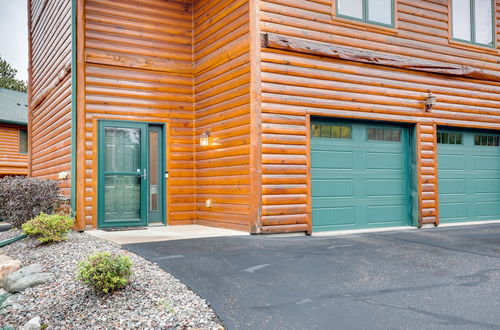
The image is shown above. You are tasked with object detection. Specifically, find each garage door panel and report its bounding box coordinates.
[367,205,406,224]
[438,129,500,223]
[366,179,405,197]
[440,202,468,220]
[473,156,500,170]
[366,152,404,169]
[311,150,354,169]
[476,202,500,218]
[312,120,410,231]
[439,178,466,194]
[438,154,466,170]
[313,207,355,227]
[312,179,354,197]
[475,179,500,193]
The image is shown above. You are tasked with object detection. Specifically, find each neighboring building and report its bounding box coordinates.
[28,0,500,233]
[0,88,28,177]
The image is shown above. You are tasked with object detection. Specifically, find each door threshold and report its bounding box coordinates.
[312,226,416,237]
[148,222,166,227]
[437,220,500,228]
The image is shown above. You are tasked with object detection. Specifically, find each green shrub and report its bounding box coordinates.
[22,213,74,244]
[77,252,133,293]
[0,176,60,228]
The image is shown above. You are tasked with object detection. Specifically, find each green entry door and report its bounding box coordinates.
[438,129,500,223]
[311,120,411,231]
[98,121,166,228]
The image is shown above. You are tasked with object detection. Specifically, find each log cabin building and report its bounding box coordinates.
[28,0,500,234]
[0,88,28,177]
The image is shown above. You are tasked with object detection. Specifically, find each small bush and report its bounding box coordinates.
[77,252,133,293]
[0,176,60,228]
[22,213,74,244]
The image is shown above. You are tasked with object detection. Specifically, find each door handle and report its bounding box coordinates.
[137,168,147,180]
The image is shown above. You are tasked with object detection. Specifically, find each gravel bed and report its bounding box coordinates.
[0,229,223,329]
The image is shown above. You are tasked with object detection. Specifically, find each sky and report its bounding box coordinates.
[0,1,28,82]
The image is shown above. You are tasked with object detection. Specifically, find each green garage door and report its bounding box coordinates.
[438,129,500,223]
[311,120,411,231]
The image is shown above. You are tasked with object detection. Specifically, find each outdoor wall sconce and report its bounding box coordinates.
[425,91,437,112]
[200,130,210,146]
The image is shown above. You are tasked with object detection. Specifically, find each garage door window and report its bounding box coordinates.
[311,123,351,139]
[474,135,499,146]
[367,127,400,142]
[437,132,463,145]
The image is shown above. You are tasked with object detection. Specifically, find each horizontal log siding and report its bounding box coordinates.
[417,123,438,225]
[259,1,500,230]
[29,0,72,197]
[0,124,28,176]
[84,0,195,226]
[193,0,251,231]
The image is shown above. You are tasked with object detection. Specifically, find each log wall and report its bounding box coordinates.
[258,0,500,231]
[83,0,195,227]
[193,0,252,231]
[29,0,72,197]
[0,124,28,177]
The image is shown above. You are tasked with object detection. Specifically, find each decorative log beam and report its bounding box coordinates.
[261,33,500,83]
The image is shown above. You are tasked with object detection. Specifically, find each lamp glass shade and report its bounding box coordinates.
[200,132,210,146]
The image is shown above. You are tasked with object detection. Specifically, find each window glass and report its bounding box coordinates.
[341,126,352,139]
[321,125,332,138]
[368,128,401,142]
[452,0,472,41]
[312,123,351,139]
[437,132,463,145]
[475,135,500,146]
[332,125,341,138]
[368,0,392,25]
[312,124,321,137]
[338,0,363,19]
[474,0,493,45]
[19,129,27,154]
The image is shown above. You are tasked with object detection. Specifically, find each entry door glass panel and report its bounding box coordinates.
[149,130,159,212]
[104,127,142,221]
[99,123,148,227]
[105,127,141,172]
[104,175,141,220]
[148,126,164,223]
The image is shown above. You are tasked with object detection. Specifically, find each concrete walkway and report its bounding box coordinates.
[87,225,248,245]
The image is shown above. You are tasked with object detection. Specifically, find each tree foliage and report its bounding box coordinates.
[0,55,27,92]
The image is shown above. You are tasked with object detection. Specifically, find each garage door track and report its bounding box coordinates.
[125,225,500,329]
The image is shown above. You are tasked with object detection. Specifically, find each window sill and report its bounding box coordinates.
[330,16,399,37]
[448,39,498,55]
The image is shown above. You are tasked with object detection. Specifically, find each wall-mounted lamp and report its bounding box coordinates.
[425,91,437,112]
[200,130,210,146]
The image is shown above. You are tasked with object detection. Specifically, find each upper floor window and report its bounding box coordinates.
[336,0,394,27]
[451,0,495,47]
[19,129,27,154]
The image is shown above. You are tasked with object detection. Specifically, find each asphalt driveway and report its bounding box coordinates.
[125,225,500,329]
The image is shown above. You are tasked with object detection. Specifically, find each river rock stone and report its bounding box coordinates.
[19,316,41,330]
[4,264,54,293]
[0,256,21,285]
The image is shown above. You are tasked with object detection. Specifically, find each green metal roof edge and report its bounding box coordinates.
[0,119,28,126]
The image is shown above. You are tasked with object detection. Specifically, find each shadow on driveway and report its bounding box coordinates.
[125,225,500,330]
